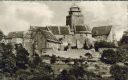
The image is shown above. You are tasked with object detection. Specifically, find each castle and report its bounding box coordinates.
[3,4,115,55]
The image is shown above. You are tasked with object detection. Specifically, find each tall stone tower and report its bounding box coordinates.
[66,4,84,33]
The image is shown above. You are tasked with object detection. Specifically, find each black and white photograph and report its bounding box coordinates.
[0,1,128,80]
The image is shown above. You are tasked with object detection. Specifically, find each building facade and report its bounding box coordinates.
[92,25,116,43]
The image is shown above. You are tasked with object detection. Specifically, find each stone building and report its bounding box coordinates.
[6,31,24,44]
[66,4,84,33]
[27,4,93,51]
[5,4,94,54]
[24,26,61,55]
[92,25,116,42]
[66,5,92,49]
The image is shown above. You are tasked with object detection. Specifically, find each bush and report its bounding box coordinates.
[50,55,57,64]
[120,34,128,44]
[56,69,76,80]
[94,41,116,51]
[100,48,128,64]
[110,64,128,80]
[100,49,118,64]
[68,65,102,80]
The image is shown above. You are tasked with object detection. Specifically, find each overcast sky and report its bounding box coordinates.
[0,1,127,40]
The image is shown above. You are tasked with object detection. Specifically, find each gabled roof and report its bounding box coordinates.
[75,25,91,34]
[23,31,32,39]
[42,30,60,43]
[60,26,70,35]
[33,28,61,43]
[92,25,112,37]
[47,26,59,35]
[30,26,47,32]
[30,26,70,35]
[7,31,24,39]
[35,27,47,31]
[75,25,87,32]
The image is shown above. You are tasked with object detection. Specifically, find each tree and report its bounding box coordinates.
[120,34,128,44]
[110,63,128,80]
[50,55,57,64]
[56,69,76,80]
[15,44,29,69]
[100,48,128,64]
[29,62,53,80]
[68,65,102,80]
[69,65,86,79]
[0,43,16,74]
[100,49,119,64]
[94,41,116,51]
[0,30,3,41]
[33,53,41,64]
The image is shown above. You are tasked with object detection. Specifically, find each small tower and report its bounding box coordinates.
[66,4,84,33]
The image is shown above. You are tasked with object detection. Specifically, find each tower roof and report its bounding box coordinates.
[70,3,81,12]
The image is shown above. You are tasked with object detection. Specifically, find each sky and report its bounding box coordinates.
[0,1,127,40]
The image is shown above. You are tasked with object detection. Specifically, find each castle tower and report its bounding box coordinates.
[66,4,84,33]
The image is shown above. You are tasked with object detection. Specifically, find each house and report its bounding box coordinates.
[74,25,92,49]
[29,24,93,50]
[6,31,24,44]
[23,29,33,54]
[92,25,113,42]
[31,27,61,55]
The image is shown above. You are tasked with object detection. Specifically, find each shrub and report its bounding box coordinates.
[94,41,116,51]
[100,48,128,64]
[110,64,128,80]
[100,49,118,64]
[50,55,57,64]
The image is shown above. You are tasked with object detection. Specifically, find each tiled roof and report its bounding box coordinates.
[43,30,60,43]
[92,26,112,37]
[7,31,24,38]
[30,26,70,35]
[60,26,70,35]
[33,28,60,43]
[75,25,87,32]
[35,27,47,31]
[47,26,59,35]
[23,31,32,39]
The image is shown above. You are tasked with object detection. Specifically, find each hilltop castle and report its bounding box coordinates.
[3,4,115,55]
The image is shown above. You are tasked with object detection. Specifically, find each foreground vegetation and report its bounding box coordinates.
[0,35,128,80]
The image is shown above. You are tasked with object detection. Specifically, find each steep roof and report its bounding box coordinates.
[92,26,112,37]
[42,30,60,43]
[33,28,60,43]
[35,27,47,31]
[60,26,70,35]
[7,31,24,39]
[47,26,59,35]
[75,25,91,34]
[23,31,32,39]
[75,25,87,32]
